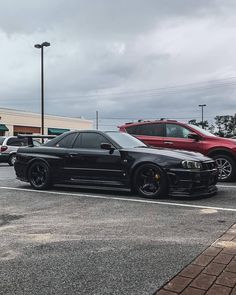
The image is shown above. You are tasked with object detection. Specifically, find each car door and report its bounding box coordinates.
[45,132,79,180]
[163,123,203,152]
[65,132,124,183]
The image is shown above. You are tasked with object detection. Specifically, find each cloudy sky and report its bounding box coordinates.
[0,0,236,129]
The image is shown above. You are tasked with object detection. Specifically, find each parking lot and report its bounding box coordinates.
[0,164,236,295]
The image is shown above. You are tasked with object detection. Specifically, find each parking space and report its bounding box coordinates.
[0,165,236,294]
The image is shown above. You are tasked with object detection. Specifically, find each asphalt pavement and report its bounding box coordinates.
[0,164,236,295]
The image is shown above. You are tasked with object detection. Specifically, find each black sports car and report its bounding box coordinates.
[14,130,218,198]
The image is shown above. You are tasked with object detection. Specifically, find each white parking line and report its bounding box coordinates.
[0,186,236,212]
[217,185,236,189]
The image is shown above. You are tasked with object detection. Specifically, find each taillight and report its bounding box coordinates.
[0,146,8,152]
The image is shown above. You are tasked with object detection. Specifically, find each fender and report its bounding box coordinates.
[207,147,236,159]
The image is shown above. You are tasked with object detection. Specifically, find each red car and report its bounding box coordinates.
[119,120,236,182]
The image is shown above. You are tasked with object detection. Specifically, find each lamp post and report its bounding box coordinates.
[34,42,50,135]
[198,104,206,129]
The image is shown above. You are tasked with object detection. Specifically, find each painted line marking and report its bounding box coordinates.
[217,185,236,189]
[0,186,236,212]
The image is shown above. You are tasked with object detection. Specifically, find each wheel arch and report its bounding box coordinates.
[207,148,236,160]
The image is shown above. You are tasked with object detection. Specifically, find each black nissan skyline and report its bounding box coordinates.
[14,130,218,198]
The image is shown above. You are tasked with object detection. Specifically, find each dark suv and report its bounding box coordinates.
[119,120,236,181]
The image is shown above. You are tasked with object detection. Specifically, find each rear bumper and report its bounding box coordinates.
[0,153,9,163]
[14,160,28,181]
[167,168,218,197]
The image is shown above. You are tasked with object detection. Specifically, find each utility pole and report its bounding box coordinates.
[198,104,206,129]
[96,111,98,130]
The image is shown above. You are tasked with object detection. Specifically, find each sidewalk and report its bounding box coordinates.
[156,224,236,295]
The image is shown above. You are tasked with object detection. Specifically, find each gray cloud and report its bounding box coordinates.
[0,0,236,129]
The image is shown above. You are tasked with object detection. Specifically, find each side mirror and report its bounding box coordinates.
[188,133,200,141]
[101,143,113,150]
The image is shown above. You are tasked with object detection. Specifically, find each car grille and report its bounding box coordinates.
[202,161,216,170]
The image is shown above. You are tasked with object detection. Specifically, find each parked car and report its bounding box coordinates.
[14,130,218,198]
[0,136,41,166]
[119,120,236,182]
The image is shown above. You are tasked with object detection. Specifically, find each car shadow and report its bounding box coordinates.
[18,183,215,202]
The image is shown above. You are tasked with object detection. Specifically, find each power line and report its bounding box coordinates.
[46,76,236,101]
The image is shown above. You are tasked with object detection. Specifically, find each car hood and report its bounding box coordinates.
[125,147,212,162]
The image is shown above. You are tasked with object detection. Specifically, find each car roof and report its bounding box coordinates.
[119,119,180,127]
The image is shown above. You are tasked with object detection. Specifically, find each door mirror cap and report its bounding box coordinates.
[188,133,200,141]
[101,143,113,150]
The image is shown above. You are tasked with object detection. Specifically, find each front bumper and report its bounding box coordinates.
[167,168,218,197]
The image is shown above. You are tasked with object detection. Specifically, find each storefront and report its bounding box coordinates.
[0,124,9,136]
[0,108,93,136]
[13,125,41,136]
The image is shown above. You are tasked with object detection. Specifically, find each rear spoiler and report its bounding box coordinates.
[17,134,56,146]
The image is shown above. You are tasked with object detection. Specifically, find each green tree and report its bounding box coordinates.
[188,119,209,129]
[214,115,236,137]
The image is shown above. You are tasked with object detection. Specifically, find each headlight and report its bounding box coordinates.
[182,160,202,170]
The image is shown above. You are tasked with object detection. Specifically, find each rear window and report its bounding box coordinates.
[0,137,5,145]
[55,133,78,148]
[125,125,138,134]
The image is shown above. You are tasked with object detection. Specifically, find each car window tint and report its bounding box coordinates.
[0,137,5,145]
[55,133,78,148]
[7,138,28,146]
[125,125,137,134]
[166,124,191,138]
[74,133,110,149]
[131,123,164,136]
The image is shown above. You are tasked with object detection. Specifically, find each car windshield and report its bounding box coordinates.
[106,132,147,148]
[188,124,216,137]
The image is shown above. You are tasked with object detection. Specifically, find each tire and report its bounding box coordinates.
[8,154,16,166]
[132,163,168,198]
[212,154,236,182]
[28,161,51,190]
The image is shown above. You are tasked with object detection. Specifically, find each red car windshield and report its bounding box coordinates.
[188,124,216,137]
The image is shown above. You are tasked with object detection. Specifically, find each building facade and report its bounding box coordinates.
[0,108,93,136]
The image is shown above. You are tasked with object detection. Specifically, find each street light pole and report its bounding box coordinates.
[34,42,50,136]
[198,104,206,129]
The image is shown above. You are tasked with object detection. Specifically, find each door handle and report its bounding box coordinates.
[69,153,78,157]
[164,141,173,145]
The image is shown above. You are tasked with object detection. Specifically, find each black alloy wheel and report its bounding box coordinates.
[28,161,51,190]
[213,154,236,182]
[133,164,168,198]
[8,154,16,166]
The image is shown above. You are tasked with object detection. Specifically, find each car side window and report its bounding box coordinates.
[73,133,110,149]
[127,123,164,136]
[55,133,78,148]
[166,124,191,138]
[7,138,28,146]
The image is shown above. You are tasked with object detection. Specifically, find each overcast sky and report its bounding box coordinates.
[0,0,236,129]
